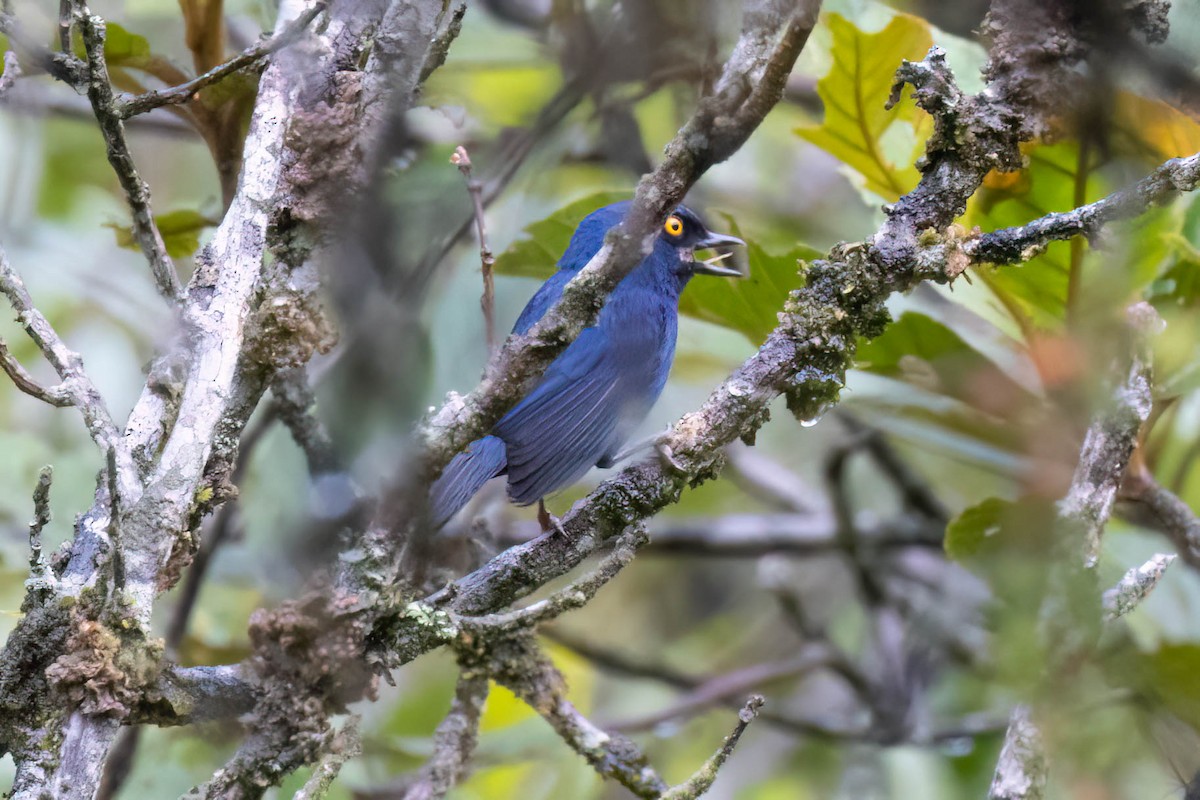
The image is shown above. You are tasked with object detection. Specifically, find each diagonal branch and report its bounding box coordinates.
[114,2,327,119]
[989,303,1160,800]
[73,3,183,303]
[0,244,135,494]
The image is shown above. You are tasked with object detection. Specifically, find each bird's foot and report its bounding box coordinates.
[655,440,688,475]
[537,499,568,537]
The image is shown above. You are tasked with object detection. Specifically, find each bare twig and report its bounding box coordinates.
[293,718,361,800]
[1121,471,1200,569]
[73,5,183,303]
[398,673,488,800]
[57,0,72,51]
[0,12,87,85]
[0,339,73,407]
[608,649,834,733]
[458,526,647,633]
[450,146,497,352]
[0,244,134,495]
[659,696,764,800]
[114,2,327,119]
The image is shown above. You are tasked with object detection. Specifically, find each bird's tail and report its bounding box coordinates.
[429,435,507,528]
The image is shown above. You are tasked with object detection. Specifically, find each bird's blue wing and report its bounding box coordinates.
[495,326,628,505]
[495,285,676,505]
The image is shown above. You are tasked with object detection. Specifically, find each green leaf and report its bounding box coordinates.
[680,216,819,344]
[73,22,152,69]
[795,12,932,201]
[944,497,1014,561]
[856,311,1034,406]
[944,495,1057,566]
[493,191,630,279]
[104,209,216,258]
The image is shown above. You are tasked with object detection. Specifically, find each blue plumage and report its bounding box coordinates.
[430,201,743,528]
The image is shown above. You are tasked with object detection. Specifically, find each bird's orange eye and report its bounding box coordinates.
[663,216,684,236]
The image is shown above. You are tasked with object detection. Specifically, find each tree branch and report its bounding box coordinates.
[73,4,184,303]
[966,152,1200,266]
[990,303,1160,799]
[0,338,73,407]
[393,673,488,800]
[114,2,327,119]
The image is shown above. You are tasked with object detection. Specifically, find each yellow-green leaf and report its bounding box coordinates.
[105,209,216,258]
[796,13,932,201]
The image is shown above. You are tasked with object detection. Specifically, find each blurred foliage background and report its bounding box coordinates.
[5,0,1200,797]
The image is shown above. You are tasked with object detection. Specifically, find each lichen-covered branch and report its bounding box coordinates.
[1102,553,1175,621]
[1061,302,1159,565]
[456,526,647,633]
[966,152,1200,266]
[467,633,761,799]
[989,706,1047,800]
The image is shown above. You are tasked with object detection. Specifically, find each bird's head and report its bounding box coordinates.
[659,205,745,277]
[560,201,746,279]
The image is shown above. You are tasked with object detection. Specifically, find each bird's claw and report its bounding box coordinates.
[655,440,687,475]
[537,499,568,537]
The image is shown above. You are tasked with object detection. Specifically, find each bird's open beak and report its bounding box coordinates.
[692,231,746,277]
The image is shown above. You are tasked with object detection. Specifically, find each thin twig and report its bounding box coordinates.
[57,0,72,51]
[293,718,361,800]
[0,244,133,493]
[1121,470,1200,570]
[114,2,327,119]
[396,673,488,800]
[659,696,764,800]
[607,649,834,733]
[73,4,184,303]
[0,340,73,407]
[0,12,87,85]
[450,146,497,352]
[457,526,647,632]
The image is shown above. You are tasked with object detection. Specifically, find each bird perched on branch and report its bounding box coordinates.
[430,201,744,529]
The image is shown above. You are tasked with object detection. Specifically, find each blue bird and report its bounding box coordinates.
[431,201,744,528]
